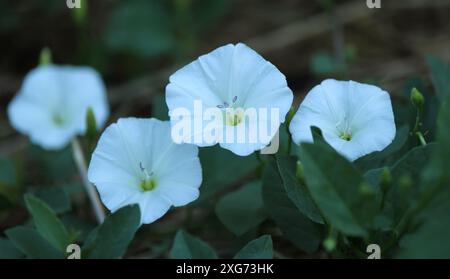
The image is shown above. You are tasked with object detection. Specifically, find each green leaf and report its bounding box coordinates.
[198,146,258,202]
[392,144,435,190]
[262,158,324,253]
[355,125,409,172]
[234,235,273,259]
[104,0,174,58]
[32,187,71,214]
[5,226,64,259]
[300,143,377,237]
[0,238,24,259]
[274,155,324,224]
[24,194,70,251]
[215,181,267,236]
[381,144,435,224]
[422,96,450,187]
[171,230,218,259]
[397,198,450,258]
[86,205,141,259]
[62,214,96,242]
[426,55,450,101]
[397,94,450,259]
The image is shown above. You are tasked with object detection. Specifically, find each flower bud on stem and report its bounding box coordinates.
[323,226,337,253]
[39,47,52,66]
[410,88,427,146]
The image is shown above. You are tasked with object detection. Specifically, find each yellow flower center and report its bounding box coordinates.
[225,109,244,126]
[140,178,157,191]
[340,131,352,141]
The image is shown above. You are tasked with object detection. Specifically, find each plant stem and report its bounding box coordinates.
[412,108,427,146]
[287,136,292,155]
[71,138,105,224]
[416,131,427,146]
[285,122,293,155]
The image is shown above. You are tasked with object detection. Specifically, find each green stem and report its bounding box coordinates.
[416,131,427,146]
[412,108,427,146]
[285,122,293,155]
[413,108,421,132]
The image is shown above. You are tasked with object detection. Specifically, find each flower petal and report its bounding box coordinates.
[138,192,172,224]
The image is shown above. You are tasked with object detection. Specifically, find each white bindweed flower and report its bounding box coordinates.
[87,118,202,225]
[289,79,396,161]
[8,65,109,150]
[166,43,293,156]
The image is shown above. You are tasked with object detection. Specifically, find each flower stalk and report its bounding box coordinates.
[410,87,427,146]
[71,138,105,224]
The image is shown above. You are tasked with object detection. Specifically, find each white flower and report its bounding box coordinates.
[7,65,109,150]
[87,118,202,225]
[165,43,293,156]
[289,79,396,161]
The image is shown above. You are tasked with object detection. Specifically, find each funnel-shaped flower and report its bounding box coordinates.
[289,79,395,161]
[166,43,293,156]
[88,118,202,225]
[8,65,109,150]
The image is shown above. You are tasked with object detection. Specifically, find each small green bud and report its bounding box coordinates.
[296,161,304,181]
[380,167,391,192]
[85,107,97,140]
[323,237,336,252]
[73,0,88,27]
[39,47,52,66]
[410,87,424,109]
[359,182,375,197]
[399,175,413,192]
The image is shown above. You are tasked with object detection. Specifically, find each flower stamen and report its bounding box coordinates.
[139,162,156,191]
[340,131,352,141]
[225,108,244,126]
[140,178,157,191]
